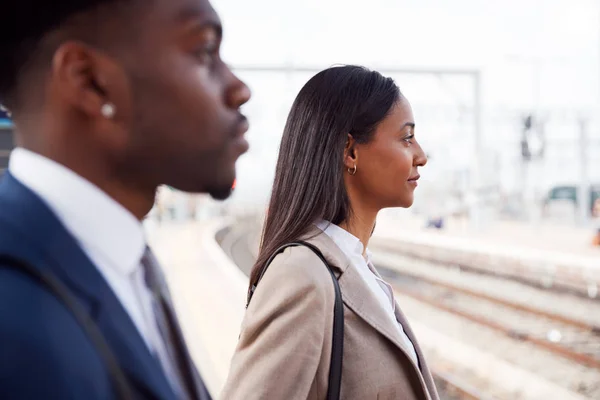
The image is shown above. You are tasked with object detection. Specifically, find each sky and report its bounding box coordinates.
[210,0,600,209]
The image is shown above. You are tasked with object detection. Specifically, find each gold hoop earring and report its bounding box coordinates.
[348,164,357,175]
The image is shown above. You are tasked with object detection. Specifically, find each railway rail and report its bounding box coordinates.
[378,266,600,370]
[371,238,600,301]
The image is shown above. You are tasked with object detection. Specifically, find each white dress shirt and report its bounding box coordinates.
[316,220,419,364]
[9,148,181,393]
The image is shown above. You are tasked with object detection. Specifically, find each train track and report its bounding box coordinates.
[371,238,600,301]
[219,223,496,400]
[379,265,600,370]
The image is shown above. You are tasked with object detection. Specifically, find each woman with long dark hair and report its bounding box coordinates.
[222,65,438,400]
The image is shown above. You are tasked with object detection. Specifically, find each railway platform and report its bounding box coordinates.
[143,217,595,400]
[371,212,600,299]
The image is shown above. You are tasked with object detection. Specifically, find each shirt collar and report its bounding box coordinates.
[315,219,370,261]
[9,148,145,276]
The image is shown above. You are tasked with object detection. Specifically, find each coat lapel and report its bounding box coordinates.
[0,173,175,400]
[360,253,437,399]
[337,261,426,367]
[304,229,424,366]
[393,305,439,400]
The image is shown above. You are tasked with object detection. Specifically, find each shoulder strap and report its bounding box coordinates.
[248,241,343,400]
[0,255,135,399]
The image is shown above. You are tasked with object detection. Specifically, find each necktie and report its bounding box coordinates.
[141,247,211,400]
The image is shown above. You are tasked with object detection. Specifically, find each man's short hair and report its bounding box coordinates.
[0,1,130,107]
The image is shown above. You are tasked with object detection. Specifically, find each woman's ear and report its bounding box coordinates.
[344,134,358,170]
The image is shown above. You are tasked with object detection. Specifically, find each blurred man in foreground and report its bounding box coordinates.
[0,0,250,398]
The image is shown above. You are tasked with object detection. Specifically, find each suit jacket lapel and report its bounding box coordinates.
[147,252,210,400]
[0,173,175,400]
[95,298,176,400]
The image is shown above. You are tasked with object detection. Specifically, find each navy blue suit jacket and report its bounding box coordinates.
[0,172,209,399]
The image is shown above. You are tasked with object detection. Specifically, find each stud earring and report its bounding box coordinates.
[101,103,116,119]
[0,104,11,118]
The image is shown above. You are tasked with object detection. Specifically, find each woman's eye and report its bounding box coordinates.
[403,134,415,144]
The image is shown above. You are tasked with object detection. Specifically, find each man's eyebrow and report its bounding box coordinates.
[176,8,223,38]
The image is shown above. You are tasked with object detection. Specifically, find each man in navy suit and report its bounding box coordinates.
[0,0,250,398]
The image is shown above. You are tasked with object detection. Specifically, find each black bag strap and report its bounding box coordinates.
[0,255,135,400]
[247,241,343,400]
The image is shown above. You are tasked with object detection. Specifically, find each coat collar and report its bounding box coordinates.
[303,225,434,400]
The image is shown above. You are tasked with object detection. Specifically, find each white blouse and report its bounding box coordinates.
[316,220,419,364]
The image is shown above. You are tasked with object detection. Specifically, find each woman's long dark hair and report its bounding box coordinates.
[249,65,401,295]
